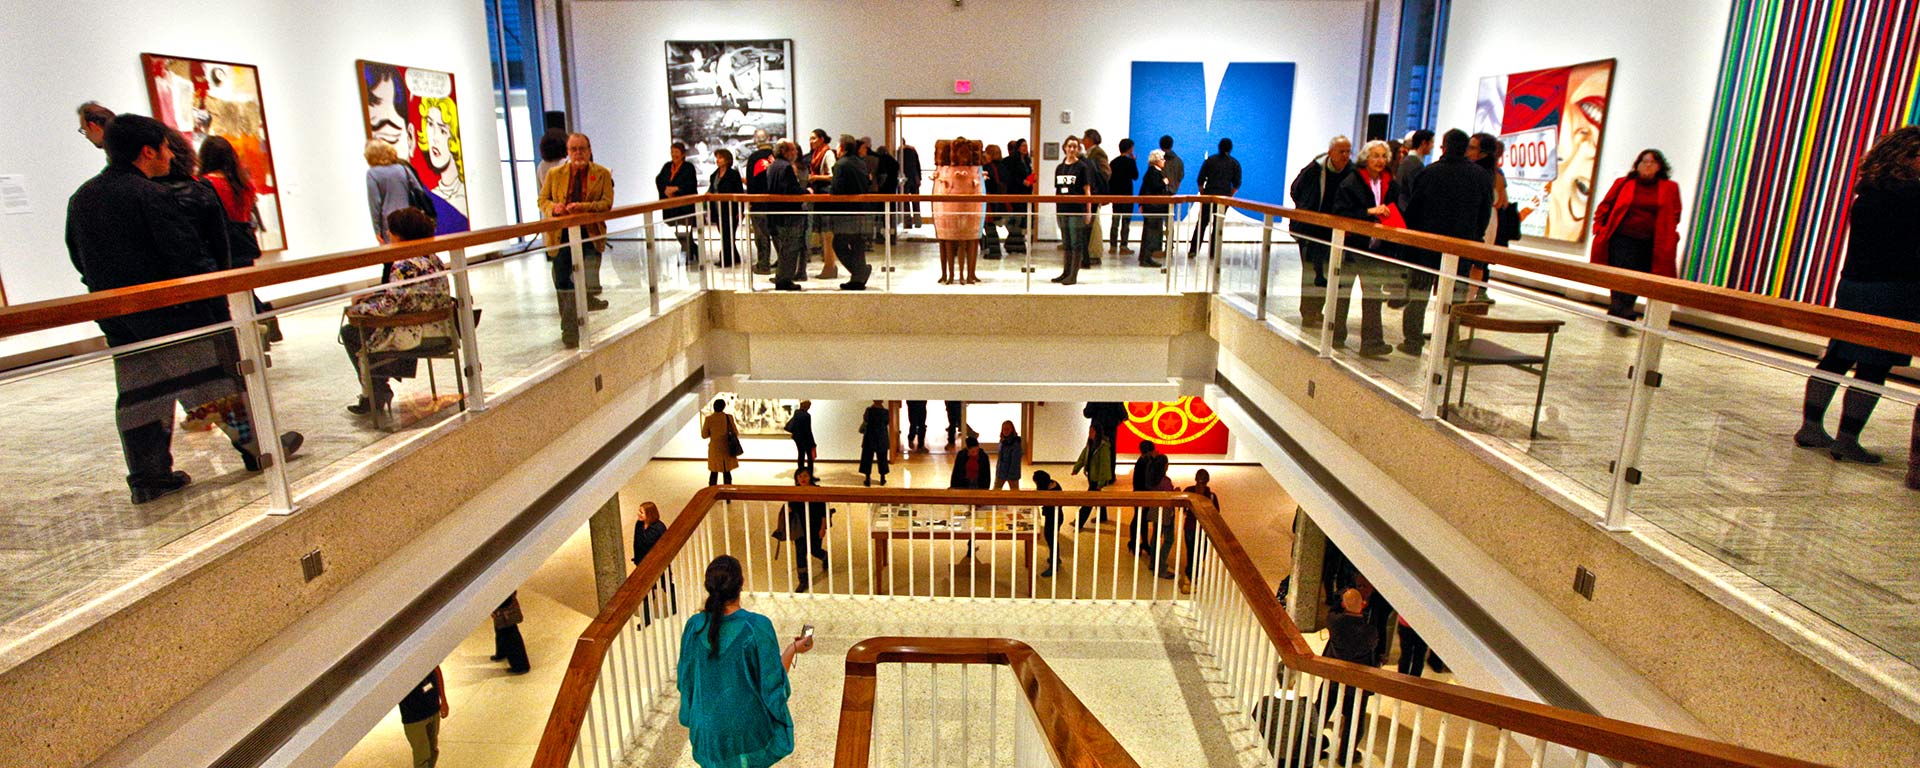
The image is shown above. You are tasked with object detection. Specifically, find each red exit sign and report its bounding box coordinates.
[954,79,973,94]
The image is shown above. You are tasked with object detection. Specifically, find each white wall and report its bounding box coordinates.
[568,0,1368,206]
[1434,0,1732,259]
[0,0,506,315]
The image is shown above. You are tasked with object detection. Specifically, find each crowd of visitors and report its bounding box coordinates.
[65,109,304,504]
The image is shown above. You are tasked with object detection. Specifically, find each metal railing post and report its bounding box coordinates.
[1418,253,1460,419]
[1208,202,1225,294]
[644,212,661,316]
[225,293,294,514]
[743,200,757,292]
[446,246,486,411]
[697,206,713,292]
[568,225,591,348]
[1255,212,1274,319]
[1606,299,1671,530]
[1318,230,1346,358]
[884,203,894,292]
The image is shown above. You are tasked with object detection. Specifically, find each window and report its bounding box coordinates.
[484,0,551,226]
[1391,0,1451,137]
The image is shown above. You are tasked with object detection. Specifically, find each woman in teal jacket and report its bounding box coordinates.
[678,555,813,767]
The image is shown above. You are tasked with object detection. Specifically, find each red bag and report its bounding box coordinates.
[1377,203,1408,230]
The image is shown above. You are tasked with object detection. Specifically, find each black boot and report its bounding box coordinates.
[130,471,192,505]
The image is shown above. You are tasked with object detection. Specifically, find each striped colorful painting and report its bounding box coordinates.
[1684,0,1920,305]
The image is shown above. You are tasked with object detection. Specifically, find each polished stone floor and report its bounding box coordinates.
[330,455,1299,768]
[1241,245,1920,666]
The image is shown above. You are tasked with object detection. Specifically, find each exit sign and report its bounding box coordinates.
[954,79,972,94]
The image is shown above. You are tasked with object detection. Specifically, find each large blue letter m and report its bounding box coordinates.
[1129,61,1296,218]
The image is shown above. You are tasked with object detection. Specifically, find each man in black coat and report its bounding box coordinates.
[828,134,874,290]
[1108,138,1141,257]
[899,143,923,228]
[1289,136,1356,326]
[999,140,1033,254]
[1188,138,1243,258]
[783,399,816,475]
[1400,129,1493,356]
[764,140,808,290]
[743,130,776,274]
[67,115,237,503]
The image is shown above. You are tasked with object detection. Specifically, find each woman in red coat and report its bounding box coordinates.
[1589,149,1683,334]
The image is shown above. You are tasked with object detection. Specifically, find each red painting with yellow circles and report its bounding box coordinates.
[1121,397,1229,455]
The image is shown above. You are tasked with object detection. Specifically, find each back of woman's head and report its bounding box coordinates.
[364,138,401,167]
[198,135,251,192]
[539,130,568,162]
[1860,126,1920,187]
[386,207,436,241]
[164,129,196,177]
[703,555,744,657]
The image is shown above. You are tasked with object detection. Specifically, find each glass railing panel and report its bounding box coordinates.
[1263,226,1313,336]
[258,283,466,487]
[1320,245,1434,400]
[1632,335,1920,665]
[0,326,274,625]
[581,223,654,342]
[459,248,574,393]
[652,210,704,308]
[1434,277,1639,504]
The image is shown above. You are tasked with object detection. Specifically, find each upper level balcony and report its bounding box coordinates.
[1,192,1917,768]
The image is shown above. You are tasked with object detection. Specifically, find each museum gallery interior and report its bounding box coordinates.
[1,1,1919,768]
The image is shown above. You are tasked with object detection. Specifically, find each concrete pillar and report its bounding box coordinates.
[588,493,626,611]
[1288,506,1328,633]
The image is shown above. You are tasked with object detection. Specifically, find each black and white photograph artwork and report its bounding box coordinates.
[665,39,794,187]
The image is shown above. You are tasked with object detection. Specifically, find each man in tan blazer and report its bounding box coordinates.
[538,132,614,346]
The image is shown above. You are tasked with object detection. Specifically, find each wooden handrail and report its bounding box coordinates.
[832,636,1142,768]
[0,198,681,338]
[9,191,1920,358]
[530,487,1827,768]
[1212,195,1920,357]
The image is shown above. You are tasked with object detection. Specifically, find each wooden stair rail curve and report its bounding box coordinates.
[530,486,1827,768]
[6,193,1919,358]
[832,636,1142,768]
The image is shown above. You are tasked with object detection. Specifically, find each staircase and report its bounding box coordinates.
[613,597,1256,767]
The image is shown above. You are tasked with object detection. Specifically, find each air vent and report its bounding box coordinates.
[1573,566,1596,600]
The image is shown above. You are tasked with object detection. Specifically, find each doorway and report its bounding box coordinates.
[884,99,1042,238]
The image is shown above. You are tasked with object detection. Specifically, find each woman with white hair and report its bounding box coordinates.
[1138,149,1172,265]
[1331,139,1408,358]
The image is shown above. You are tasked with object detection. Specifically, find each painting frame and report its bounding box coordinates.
[664,39,796,188]
[1471,58,1617,244]
[140,53,290,252]
[355,59,471,235]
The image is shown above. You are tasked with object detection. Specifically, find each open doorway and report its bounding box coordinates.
[884,99,1041,240]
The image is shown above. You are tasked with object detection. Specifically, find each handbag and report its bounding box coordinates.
[492,592,524,628]
[726,415,746,458]
[1497,204,1523,243]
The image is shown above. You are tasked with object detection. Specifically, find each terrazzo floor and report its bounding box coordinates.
[1237,247,1920,667]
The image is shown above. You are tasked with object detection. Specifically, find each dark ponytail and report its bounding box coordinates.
[702,555,744,658]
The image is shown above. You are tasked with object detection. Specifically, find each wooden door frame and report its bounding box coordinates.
[882,98,1043,162]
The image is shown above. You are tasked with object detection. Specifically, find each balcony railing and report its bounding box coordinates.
[531,486,1827,768]
[835,636,1140,768]
[2,190,1915,690]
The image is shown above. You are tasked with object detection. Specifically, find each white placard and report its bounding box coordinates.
[0,175,29,215]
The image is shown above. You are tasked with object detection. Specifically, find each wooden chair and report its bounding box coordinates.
[344,305,465,431]
[1440,302,1564,439]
